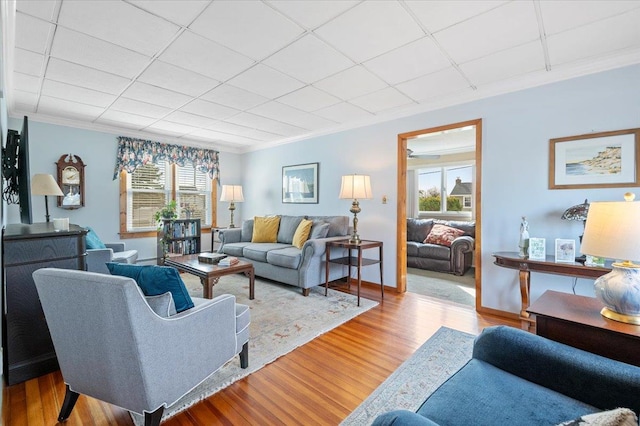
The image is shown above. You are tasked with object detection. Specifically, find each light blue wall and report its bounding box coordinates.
[5,63,639,314]
[241,63,640,314]
[4,120,244,262]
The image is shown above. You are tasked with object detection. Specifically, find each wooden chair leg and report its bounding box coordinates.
[58,385,80,422]
[144,406,164,426]
[239,342,249,369]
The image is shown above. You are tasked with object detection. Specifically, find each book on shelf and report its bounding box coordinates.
[219,256,239,266]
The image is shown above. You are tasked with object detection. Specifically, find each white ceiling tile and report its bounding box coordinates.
[160,31,254,81]
[37,96,104,120]
[263,34,353,84]
[146,121,199,137]
[277,86,340,112]
[200,84,268,110]
[50,27,151,78]
[138,60,219,97]
[97,110,157,129]
[227,112,306,136]
[122,82,192,109]
[12,72,41,93]
[434,1,539,64]
[110,97,172,119]
[42,79,116,108]
[405,1,508,33]
[128,0,210,27]
[547,8,640,66]
[227,64,305,99]
[541,1,640,36]
[314,1,424,63]
[46,58,131,95]
[396,67,471,102]
[268,0,359,29]
[189,128,260,145]
[206,121,279,140]
[314,102,374,123]
[165,111,220,128]
[180,99,240,120]
[313,66,388,100]
[13,48,44,76]
[364,37,451,85]
[57,1,180,56]
[349,87,414,113]
[460,41,545,86]
[189,1,304,60]
[16,0,58,21]
[12,90,38,111]
[15,12,54,54]
[249,101,335,129]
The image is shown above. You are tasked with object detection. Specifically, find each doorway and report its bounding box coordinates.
[396,119,482,311]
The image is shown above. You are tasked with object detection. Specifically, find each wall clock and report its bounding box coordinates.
[56,154,85,209]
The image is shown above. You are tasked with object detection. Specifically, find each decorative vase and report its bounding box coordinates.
[594,263,640,324]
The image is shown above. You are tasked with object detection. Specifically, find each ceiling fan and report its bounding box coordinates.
[407,148,440,159]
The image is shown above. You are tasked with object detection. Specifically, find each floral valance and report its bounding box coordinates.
[113,137,220,180]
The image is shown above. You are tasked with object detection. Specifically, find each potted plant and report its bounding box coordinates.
[154,200,178,224]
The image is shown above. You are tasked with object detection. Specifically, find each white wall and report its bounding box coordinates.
[5,63,639,315]
[240,63,640,314]
[4,121,244,263]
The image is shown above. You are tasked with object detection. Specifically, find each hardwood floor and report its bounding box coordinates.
[2,285,518,426]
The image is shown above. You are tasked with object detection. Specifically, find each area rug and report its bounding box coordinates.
[131,273,378,424]
[341,327,475,425]
[407,267,476,307]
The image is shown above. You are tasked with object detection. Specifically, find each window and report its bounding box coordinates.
[120,160,215,236]
[418,164,474,214]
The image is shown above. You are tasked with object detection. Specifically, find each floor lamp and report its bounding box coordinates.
[31,174,64,222]
[220,185,244,228]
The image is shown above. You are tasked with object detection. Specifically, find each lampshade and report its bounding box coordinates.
[31,174,64,196]
[220,185,244,202]
[581,197,640,262]
[339,174,372,200]
[561,199,589,221]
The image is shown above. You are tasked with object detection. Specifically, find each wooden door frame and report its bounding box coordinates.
[396,119,483,312]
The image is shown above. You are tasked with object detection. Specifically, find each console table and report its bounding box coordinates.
[2,223,87,385]
[493,251,610,330]
[325,239,383,306]
[528,290,640,367]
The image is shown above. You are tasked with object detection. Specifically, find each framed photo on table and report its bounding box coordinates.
[282,162,318,204]
[555,239,575,263]
[549,128,640,189]
[528,238,546,260]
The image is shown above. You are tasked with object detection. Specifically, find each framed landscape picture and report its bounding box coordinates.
[282,162,318,204]
[555,239,576,263]
[549,128,640,189]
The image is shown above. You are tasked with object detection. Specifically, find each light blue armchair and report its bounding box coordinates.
[85,242,138,274]
[33,268,250,425]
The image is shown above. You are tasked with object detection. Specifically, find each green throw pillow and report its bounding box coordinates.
[106,263,194,313]
[85,226,107,249]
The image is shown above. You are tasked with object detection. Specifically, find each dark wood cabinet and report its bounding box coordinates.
[2,222,87,385]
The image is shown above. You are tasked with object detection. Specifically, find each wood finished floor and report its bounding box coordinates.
[2,285,518,426]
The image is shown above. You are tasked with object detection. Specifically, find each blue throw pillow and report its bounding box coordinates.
[106,263,194,313]
[85,226,107,249]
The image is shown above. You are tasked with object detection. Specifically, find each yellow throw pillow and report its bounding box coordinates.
[292,219,313,249]
[252,216,281,243]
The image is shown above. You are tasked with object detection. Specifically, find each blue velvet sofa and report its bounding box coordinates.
[372,326,640,426]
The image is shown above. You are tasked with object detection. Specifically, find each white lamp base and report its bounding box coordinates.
[594,263,640,324]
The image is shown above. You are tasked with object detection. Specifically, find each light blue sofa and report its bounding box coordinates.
[372,326,640,425]
[218,215,351,295]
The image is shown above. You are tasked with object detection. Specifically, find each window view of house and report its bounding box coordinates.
[418,165,473,215]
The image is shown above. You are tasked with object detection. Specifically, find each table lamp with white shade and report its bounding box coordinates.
[339,174,372,244]
[31,174,64,223]
[220,185,244,228]
[580,192,640,324]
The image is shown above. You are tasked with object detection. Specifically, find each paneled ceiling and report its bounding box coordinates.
[3,0,640,153]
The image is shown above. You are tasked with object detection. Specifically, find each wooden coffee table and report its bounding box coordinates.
[164,254,255,300]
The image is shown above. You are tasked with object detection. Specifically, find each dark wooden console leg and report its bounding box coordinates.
[239,342,249,369]
[302,288,310,296]
[58,385,80,422]
[144,406,164,426]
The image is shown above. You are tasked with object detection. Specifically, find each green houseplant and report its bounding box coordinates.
[154,200,178,259]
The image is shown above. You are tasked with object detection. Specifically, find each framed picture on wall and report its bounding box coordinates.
[282,163,319,204]
[549,128,640,189]
[555,239,575,263]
